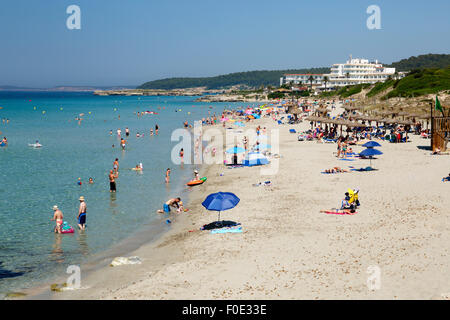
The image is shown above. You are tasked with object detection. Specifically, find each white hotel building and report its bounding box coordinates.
[280,56,402,90]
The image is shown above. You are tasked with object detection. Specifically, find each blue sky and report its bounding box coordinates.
[0,0,449,87]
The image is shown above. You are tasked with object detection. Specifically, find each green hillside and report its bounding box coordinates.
[138,68,329,90]
[386,54,450,71]
[384,66,450,98]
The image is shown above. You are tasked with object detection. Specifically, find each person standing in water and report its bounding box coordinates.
[179,148,184,163]
[51,205,64,234]
[113,158,119,174]
[77,196,87,231]
[125,127,130,137]
[109,170,118,193]
[120,138,126,150]
[155,124,159,135]
[165,168,171,183]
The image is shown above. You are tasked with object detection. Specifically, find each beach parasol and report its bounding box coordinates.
[243,152,269,167]
[226,146,245,154]
[202,192,240,223]
[359,147,383,167]
[362,141,381,148]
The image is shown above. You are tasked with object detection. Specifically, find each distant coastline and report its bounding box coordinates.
[0,86,136,92]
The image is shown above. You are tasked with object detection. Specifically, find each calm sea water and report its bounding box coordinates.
[0,91,257,295]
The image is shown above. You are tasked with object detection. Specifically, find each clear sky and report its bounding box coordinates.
[1,0,449,87]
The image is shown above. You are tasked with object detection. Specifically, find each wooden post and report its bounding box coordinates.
[430,101,433,151]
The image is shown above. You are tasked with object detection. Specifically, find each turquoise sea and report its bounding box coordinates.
[0,91,256,295]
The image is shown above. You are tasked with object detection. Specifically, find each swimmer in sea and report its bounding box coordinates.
[51,205,64,234]
[125,127,130,137]
[150,129,153,136]
[77,178,82,185]
[155,124,159,135]
[165,168,170,183]
[132,165,142,171]
[113,158,119,174]
[89,177,94,184]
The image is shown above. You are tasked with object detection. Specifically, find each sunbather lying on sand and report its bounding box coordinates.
[324,167,348,173]
[320,208,355,215]
[442,173,450,182]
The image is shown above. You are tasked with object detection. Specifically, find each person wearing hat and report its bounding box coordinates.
[194,169,199,181]
[51,205,64,234]
[77,196,87,231]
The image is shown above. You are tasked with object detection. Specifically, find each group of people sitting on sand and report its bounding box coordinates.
[339,189,360,213]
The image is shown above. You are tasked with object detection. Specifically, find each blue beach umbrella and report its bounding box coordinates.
[244,152,269,166]
[202,192,240,222]
[254,143,271,151]
[359,148,383,167]
[226,146,245,154]
[362,141,382,148]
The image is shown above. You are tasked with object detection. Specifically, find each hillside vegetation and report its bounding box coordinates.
[384,66,450,98]
[138,68,329,90]
[336,66,450,99]
[386,54,450,71]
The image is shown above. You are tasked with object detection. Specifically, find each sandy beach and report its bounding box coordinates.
[27,102,450,300]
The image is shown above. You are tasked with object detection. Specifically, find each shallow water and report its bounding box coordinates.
[0,91,256,294]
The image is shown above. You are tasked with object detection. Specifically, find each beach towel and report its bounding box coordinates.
[350,167,377,172]
[338,158,355,161]
[201,220,240,230]
[210,226,243,234]
[322,210,357,215]
[289,129,296,133]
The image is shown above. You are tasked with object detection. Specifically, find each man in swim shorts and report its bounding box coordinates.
[77,196,87,230]
[51,205,64,234]
[157,198,182,213]
[109,170,118,192]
